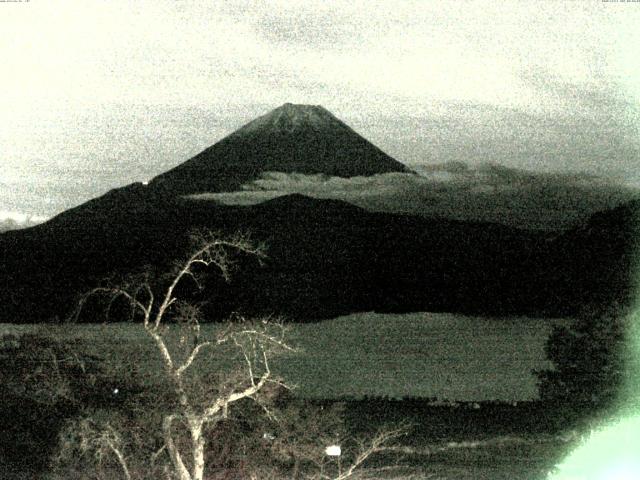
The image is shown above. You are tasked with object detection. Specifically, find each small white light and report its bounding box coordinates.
[263,432,275,440]
[325,445,341,457]
[113,388,119,395]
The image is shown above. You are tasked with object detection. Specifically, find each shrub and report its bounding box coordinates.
[0,331,130,474]
[535,302,629,411]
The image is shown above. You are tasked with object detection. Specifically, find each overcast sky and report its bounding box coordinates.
[1,0,640,220]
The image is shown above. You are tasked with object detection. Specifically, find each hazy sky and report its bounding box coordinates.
[2,0,640,220]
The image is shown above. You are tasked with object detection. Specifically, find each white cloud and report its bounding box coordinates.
[187,168,639,230]
[0,210,48,232]
[0,210,47,224]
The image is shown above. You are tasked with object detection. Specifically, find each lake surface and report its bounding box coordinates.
[277,312,564,401]
[0,312,566,402]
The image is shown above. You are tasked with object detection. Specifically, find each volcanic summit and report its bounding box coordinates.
[150,103,412,194]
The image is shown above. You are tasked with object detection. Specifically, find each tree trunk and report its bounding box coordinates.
[292,457,300,479]
[163,415,192,480]
[191,422,206,480]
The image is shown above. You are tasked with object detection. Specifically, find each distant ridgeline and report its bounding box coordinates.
[1,104,639,323]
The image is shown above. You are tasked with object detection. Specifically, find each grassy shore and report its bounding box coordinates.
[2,312,579,479]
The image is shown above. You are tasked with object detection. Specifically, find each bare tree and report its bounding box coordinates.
[324,427,409,480]
[239,390,410,480]
[72,231,293,480]
[274,420,409,480]
[61,231,411,480]
[61,417,133,480]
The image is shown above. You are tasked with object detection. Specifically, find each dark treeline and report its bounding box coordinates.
[1,184,639,323]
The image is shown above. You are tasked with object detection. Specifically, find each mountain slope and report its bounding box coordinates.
[150,103,412,194]
[1,191,637,323]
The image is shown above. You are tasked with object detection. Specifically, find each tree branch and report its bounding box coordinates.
[333,427,407,480]
[73,287,150,323]
[176,341,212,376]
[162,414,191,480]
[106,437,133,480]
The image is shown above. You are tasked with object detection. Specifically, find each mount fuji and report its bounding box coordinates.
[150,103,412,194]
